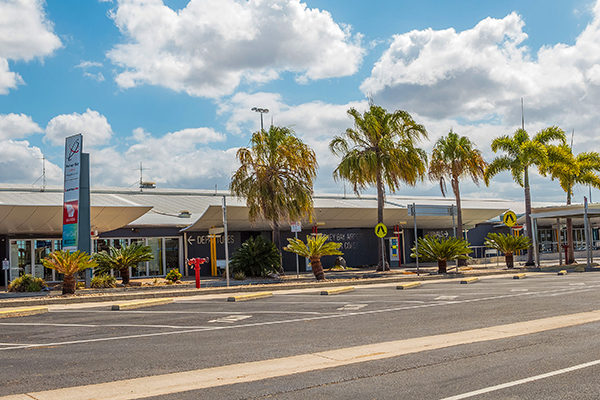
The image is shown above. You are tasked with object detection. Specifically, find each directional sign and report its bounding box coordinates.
[503,211,517,227]
[290,222,302,233]
[375,223,388,238]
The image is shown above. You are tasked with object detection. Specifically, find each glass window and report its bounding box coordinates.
[35,240,53,280]
[130,238,147,277]
[148,238,163,276]
[10,240,31,279]
[165,238,179,273]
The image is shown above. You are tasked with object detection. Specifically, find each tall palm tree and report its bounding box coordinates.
[283,233,343,280]
[94,242,154,285]
[485,127,566,265]
[428,130,486,247]
[231,125,318,273]
[542,145,600,264]
[42,250,98,295]
[329,101,428,271]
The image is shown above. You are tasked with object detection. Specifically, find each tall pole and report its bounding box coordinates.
[222,196,230,287]
[251,107,269,131]
[295,231,299,278]
[412,203,419,276]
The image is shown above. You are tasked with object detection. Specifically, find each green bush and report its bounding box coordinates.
[91,274,117,288]
[8,274,47,293]
[233,271,246,280]
[165,269,182,283]
[230,236,280,278]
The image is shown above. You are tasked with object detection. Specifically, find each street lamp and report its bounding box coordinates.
[251,107,269,131]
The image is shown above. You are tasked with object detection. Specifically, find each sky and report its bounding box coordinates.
[0,0,599,205]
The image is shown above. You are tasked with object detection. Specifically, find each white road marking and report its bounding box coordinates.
[50,310,322,315]
[511,289,529,292]
[0,286,594,351]
[439,358,600,400]
[208,315,251,323]
[435,296,458,300]
[5,309,600,400]
[337,304,368,311]
[570,283,586,286]
[0,322,209,329]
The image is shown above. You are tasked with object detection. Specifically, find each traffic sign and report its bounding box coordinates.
[503,211,517,227]
[290,222,302,232]
[2,260,8,270]
[375,223,388,238]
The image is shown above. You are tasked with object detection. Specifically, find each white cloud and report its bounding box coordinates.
[75,60,105,81]
[0,0,62,93]
[107,0,364,97]
[0,140,62,184]
[44,109,114,147]
[0,113,43,140]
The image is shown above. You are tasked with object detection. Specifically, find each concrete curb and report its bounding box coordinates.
[0,306,48,319]
[0,270,520,308]
[227,292,273,302]
[397,282,421,290]
[513,273,527,280]
[321,287,355,295]
[460,277,479,284]
[111,298,173,311]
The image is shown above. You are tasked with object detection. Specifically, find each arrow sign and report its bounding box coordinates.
[375,223,388,238]
[503,211,517,227]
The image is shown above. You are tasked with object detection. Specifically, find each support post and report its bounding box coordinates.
[412,203,419,276]
[532,218,540,268]
[556,218,562,266]
[222,196,230,287]
[79,153,92,288]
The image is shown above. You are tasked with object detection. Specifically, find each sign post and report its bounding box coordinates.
[291,222,302,278]
[2,259,8,292]
[375,223,388,271]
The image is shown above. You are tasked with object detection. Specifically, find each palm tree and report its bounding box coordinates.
[428,129,486,247]
[485,126,566,265]
[231,125,318,274]
[542,145,600,264]
[42,250,98,295]
[410,235,472,274]
[329,101,428,271]
[484,233,532,269]
[94,242,154,285]
[283,233,343,280]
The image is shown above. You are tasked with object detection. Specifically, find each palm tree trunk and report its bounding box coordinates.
[272,221,285,275]
[453,177,467,267]
[376,171,388,271]
[437,259,447,274]
[310,257,325,280]
[120,266,130,285]
[63,274,76,295]
[524,168,535,266]
[505,252,514,269]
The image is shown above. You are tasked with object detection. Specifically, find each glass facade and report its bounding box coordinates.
[147,238,163,276]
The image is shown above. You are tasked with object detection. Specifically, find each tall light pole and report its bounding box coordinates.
[251,107,269,131]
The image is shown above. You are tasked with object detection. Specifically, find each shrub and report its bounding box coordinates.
[411,235,472,274]
[8,274,47,293]
[230,236,280,278]
[165,269,182,283]
[91,274,117,288]
[233,271,246,280]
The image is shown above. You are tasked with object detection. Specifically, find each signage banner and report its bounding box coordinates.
[63,134,82,250]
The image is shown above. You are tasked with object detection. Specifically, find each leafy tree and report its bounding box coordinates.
[329,101,428,271]
[410,236,471,274]
[542,146,600,264]
[231,125,317,273]
[230,236,281,278]
[484,233,532,269]
[94,242,154,285]
[485,127,566,265]
[284,233,343,280]
[42,250,98,295]
[428,129,486,249]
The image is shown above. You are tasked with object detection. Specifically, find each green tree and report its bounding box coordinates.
[410,235,472,274]
[94,242,154,285]
[283,233,343,280]
[231,125,318,274]
[42,250,98,295]
[484,233,532,269]
[230,235,281,277]
[428,129,487,249]
[485,127,566,265]
[329,101,428,271]
[542,145,600,264]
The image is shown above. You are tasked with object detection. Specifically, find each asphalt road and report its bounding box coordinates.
[3,272,600,399]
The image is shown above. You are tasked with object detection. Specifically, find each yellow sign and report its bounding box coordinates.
[503,211,517,227]
[375,223,388,238]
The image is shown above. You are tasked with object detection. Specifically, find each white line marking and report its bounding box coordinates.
[0,322,209,329]
[0,286,593,351]
[337,304,368,311]
[435,296,458,300]
[439,358,600,400]
[208,315,252,323]
[49,310,322,315]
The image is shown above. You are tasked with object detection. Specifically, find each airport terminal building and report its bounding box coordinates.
[0,184,525,285]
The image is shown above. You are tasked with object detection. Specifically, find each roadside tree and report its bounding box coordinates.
[410,236,471,274]
[283,233,343,280]
[484,233,531,269]
[94,242,154,285]
[42,250,98,295]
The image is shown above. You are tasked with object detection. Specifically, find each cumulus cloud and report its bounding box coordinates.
[0,0,62,93]
[44,109,114,147]
[0,113,43,140]
[75,60,105,82]
[107,0,364,97]
[0,140,62,184]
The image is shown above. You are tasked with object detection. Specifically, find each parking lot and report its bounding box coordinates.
[3,272,600,399]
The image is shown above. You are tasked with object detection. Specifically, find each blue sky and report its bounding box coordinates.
[1,0,599,205]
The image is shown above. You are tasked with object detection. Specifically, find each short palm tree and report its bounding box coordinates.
[542,145,600,264]
[94,242,154,285]
[410,236,472,274]
[230,236,281,277]
[283,233,343,280]
[429,129,487,246]
[485,126,566,265]
[330,101,428,271]
[42,250,98,295]
[231,125,317,273]
[484,233,532,269]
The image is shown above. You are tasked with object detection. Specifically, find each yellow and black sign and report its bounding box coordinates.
[503,211,517,227]
[375,223,388,238]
